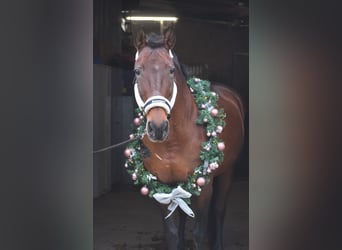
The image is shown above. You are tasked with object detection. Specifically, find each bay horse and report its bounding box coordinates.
[132,28,245,250]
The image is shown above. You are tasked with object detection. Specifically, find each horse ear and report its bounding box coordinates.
[134,30,146,51]
[163,26,176,50]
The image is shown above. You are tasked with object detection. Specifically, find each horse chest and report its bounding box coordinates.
[142,138,203,184]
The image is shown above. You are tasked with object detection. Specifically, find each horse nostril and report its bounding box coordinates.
[147,121,154,135]
[162,120,169,131]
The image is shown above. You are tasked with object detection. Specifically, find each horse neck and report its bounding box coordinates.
[171,71,198,129]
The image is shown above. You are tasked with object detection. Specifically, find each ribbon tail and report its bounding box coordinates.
[177,198,195,218]
[153,186,195,219]
[165,202,178,219]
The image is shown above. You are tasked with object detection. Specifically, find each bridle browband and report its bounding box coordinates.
[134,49,177,116]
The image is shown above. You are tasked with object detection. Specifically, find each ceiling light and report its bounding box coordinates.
[126,16,178,22]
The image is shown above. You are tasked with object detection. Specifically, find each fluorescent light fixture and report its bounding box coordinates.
[126,16,178,22]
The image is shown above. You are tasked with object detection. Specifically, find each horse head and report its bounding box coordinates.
[133,28,177,142]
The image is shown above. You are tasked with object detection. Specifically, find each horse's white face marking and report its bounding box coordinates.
[153,64,160,71]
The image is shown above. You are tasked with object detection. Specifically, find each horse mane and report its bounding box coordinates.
[171,51,191,80]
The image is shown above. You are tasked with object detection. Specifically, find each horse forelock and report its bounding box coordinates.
[146,32,164,49]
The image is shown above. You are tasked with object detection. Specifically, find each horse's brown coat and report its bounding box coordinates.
[134,28,245,249]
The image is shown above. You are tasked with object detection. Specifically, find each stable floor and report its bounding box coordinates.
[94,180,248,250]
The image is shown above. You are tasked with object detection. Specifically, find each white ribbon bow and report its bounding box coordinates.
[153,186,195,219]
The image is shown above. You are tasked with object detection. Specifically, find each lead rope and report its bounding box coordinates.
[92,134,144,153]
[93,75,143,154]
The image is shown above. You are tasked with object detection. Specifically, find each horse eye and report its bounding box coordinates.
[169,67,175,74]
[134,69,141,76]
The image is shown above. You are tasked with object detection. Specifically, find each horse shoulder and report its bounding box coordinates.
[211,83,245,169]
[210,84,245,120]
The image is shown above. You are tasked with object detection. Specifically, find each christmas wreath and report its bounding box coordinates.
[124,77,226,205]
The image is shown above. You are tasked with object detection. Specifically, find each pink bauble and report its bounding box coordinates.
[134,117,141,126]
[196,177,206,186]
[129,134,134,139]
[217,142,225,151]
[132,173,137,180]
[211,131,217,137]
[124,148,131,157]
[140,186,149,195]
[211,108,218,117]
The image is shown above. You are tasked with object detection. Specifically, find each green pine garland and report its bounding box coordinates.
[124,77,226,205]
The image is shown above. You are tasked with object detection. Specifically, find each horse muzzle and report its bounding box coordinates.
[146,120,169,142]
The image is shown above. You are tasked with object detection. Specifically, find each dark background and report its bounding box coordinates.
[1,0,341,250]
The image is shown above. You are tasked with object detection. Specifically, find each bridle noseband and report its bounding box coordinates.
[134,49,177,116]
[134,82,177,115]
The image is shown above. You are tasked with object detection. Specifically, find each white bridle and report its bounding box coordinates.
[134,81,177,115]
[134,49,177,115]
[135,50,173,60]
